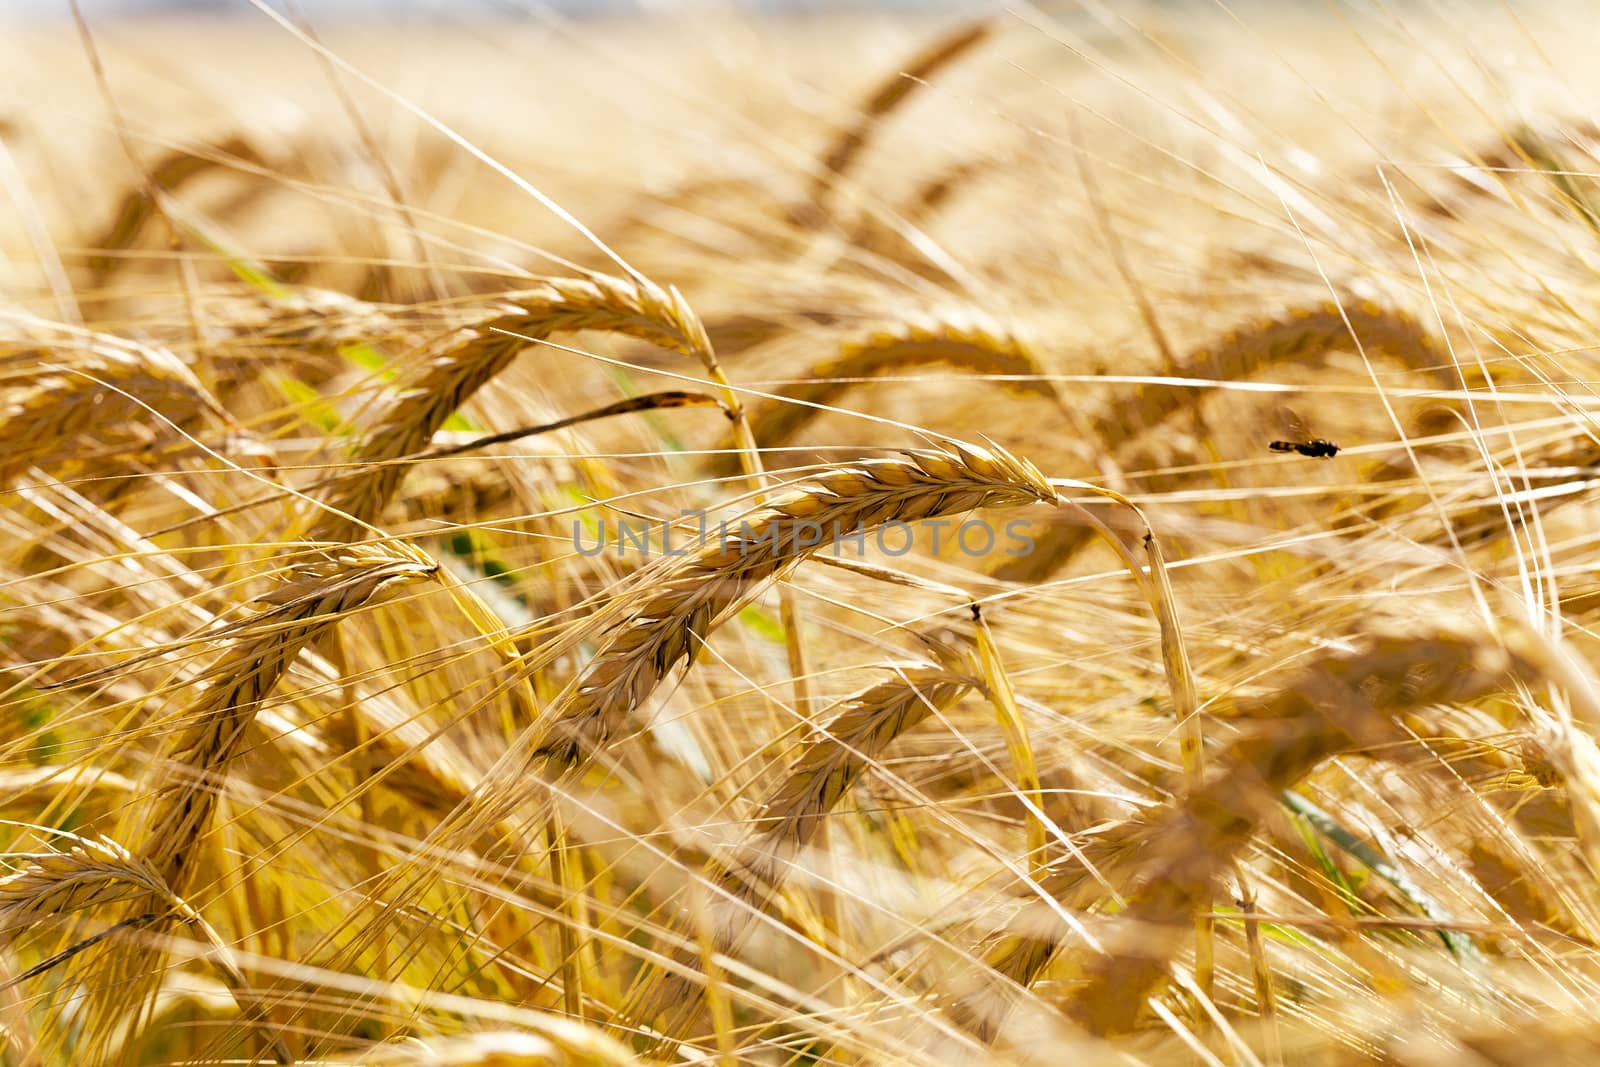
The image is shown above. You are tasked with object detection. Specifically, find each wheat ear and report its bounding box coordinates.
[0,835,292,1064]
[635,662,974,1036]
[808,16,995,216]
[730,313,1063,471]
[205,284,412,388]
[1092,299,1449,454]
[0,838,173,923]
[960,626,1521,1039]
[732,663,972,920]
[528,442,1056,766]
[137,540,438,894]
[311,274,711,539]
[85,135,266,283]
[991,300,1449,582]
[343,1026,641,1067]
[0,332,224,487]
[67,544,436,1062]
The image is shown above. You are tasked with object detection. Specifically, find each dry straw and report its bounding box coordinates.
[311,273,713,539]
[1419,120,1600,221]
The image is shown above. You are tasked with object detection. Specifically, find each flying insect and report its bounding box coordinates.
[1269,407,1340,458]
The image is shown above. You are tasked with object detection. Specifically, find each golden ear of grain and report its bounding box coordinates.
[0,836,294,1066]
[731,312,1062,471]
[310,273,711,539]
[528,442,1055,767]
[137,540,438,894]
[31,543,438,1066]
[957,625,1520,1040]
[735,664,971,908]
[0,332,224,488]
[0,837,172,924]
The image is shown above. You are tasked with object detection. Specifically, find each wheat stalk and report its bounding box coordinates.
[733,662,973,914]
[204,284,414,392]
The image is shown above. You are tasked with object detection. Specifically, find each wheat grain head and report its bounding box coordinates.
[529,442,1054,766]
[310,273,710,539]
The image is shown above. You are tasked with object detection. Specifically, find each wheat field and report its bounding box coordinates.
[3,2,1600,1064]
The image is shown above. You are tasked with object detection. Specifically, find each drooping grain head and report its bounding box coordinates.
[529,442,1054,766]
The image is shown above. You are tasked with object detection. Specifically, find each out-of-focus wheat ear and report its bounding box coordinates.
[309,273,712,540]
[1412,119,1600,220]
[203,283,411,397]
[84,135,266,285]
[995,301,1451,581]
[728,312,1064,473]
[136,540,438,896]
[0,331,227,489]
[1496,625,1600,885]
[805,16,996,220]
[956,625,1522,1040]
[0,834,292,1065]
[984,507,1098,584]
[1091,299,1451,455]
[730,663,974,920]
[635,661,975,1041]
[527,441,1055,767]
